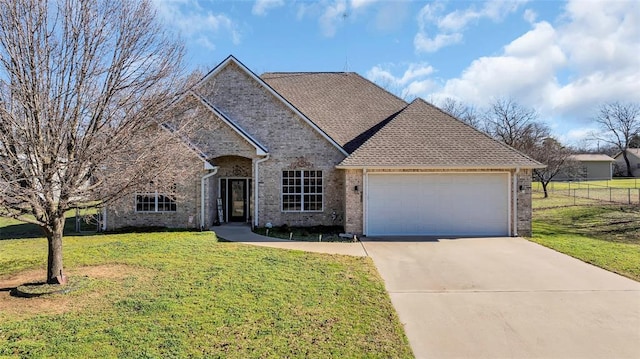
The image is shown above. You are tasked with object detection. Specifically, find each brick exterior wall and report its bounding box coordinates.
[516,168,533,237]
[344,169,363,234]
[196,62,347,228]
[105,154,206,230]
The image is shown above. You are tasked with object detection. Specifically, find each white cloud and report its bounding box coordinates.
[350,0,377,9]
[407,0,639,146]
[251,0,284,16]
[367,63,435,99]
[434,21,565,109]
[523,9,537,24]
[252,0,284,16]
[414,0,526,53]
[559,0,640,75]
[557,127,599,147]
[152,0,241,46]
[414,32,462,53]
[319,0,348,37]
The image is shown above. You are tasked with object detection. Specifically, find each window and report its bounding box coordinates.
[282,170,323,211]
[135,186,176,212]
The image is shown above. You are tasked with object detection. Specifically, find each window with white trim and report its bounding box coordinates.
[282,170,323,212]
[135,185,176,212]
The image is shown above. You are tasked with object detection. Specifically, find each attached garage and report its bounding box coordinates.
[365,172,510,236]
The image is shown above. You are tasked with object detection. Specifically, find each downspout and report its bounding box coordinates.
[362,168,368,236]
[201,167,219,230]
[254,154,270,227]
[513,167,520,237]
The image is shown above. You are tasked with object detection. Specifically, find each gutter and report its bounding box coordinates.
[201,166,219,229]
[335,164,546,170]
[254,154,270,227]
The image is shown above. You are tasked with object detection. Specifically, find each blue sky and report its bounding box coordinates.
[152,0,640,148]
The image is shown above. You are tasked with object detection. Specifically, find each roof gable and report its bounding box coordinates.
[197,56,347,156]
[191,92,268,156]
[613,148,640,160]
[338,98,543,169]
[261,72,408,152]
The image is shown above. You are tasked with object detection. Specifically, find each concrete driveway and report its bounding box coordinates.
[362,237,640,359]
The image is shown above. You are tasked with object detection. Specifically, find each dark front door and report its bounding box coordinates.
[228,179,247,222]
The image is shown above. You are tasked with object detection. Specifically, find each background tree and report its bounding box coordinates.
[0,0,192,284]
[482,98,578,197]
[592,102,640,177]
[529,137,575,198]
[439,97,482,129]
[484,98,549,154]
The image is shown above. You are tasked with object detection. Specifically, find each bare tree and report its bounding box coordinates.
[484,98,549,154]
[0,0,191,284]
[592,102,640,177]
[439,97,482,129]
[530,138,575,198]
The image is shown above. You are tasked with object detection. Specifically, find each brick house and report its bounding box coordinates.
[104,55,542,237]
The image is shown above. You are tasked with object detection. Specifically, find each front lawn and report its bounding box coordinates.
[0,231,413,358]
[531,203,640,281]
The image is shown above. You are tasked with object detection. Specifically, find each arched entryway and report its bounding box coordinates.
[210,155,253,224]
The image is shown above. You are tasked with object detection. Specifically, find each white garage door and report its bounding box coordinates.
[366,173,509,236]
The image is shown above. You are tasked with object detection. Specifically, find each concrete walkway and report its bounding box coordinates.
[212,224,367,257]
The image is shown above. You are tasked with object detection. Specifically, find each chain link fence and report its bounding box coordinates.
[534,179,640,205]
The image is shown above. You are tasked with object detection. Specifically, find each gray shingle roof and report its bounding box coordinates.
[570,154,615,162]
[261,72,407,152]
[338,98,543,168]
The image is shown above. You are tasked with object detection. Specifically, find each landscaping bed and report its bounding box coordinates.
[253,225,353,242]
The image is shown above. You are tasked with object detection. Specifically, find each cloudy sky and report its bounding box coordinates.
[152,0,640,148]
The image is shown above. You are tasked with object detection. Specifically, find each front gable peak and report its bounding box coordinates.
[195,55,348,157]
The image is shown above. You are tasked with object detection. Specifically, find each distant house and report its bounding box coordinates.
[556,154,614,181]
[613,149,640,177]
[103,55,543,237]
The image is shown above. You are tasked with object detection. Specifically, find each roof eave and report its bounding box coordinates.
[335,164,547,170]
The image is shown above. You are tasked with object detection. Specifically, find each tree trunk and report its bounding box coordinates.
[623,150,633,177]
[541,181,549,198]
[45,216,67,284]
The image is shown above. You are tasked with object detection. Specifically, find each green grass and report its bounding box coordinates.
[0,231,412,358]
[532,203,640,281]
[532,191,602,209]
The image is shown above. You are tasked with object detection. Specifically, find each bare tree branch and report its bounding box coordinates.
[591,102,640,177]
[0,0,192,284]
[530,138,575,198]
[438,97,482,129]
[484,98,549,154]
